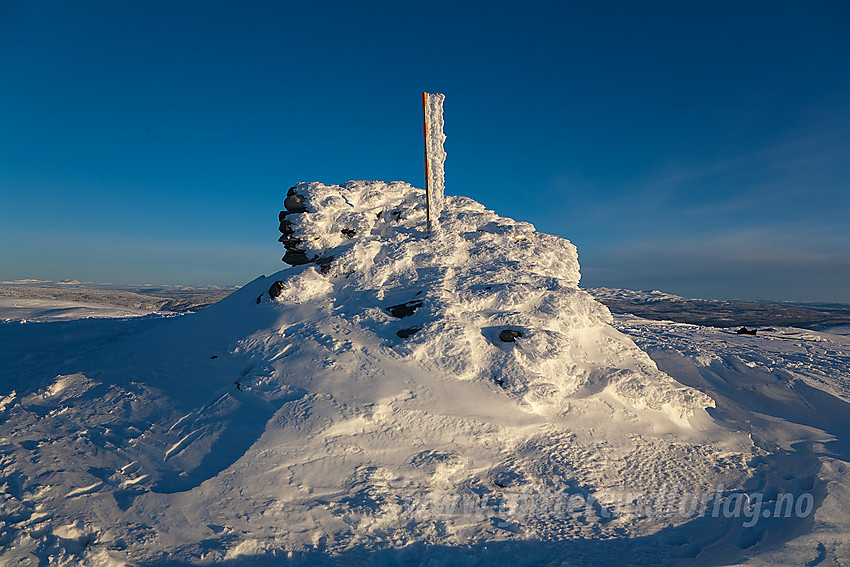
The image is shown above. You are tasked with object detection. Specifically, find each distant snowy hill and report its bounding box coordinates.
[1,181,847,566]
[0,283,234,314]
[587,287,850,331]
[0,297,155,323]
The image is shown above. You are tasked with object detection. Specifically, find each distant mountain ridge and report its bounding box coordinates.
[587,287,850,330]
[0,283,234,313]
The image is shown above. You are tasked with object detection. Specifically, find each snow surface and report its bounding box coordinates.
[1,181,847,566]
[0,298,154,323]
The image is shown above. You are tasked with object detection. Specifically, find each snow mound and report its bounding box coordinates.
[0,181,765,565]
[277,180,712,423]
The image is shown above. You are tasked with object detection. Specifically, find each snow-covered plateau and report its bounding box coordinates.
[1,181,848,566]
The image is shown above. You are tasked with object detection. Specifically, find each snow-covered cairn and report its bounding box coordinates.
[275,180,712,423]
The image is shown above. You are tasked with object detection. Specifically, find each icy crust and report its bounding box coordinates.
[424,92,447,215]
[278,181,713,424]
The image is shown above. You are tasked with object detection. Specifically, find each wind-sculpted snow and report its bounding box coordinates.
[280,181,712,423]
[9,181,850,565]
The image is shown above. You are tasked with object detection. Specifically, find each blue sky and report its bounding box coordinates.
[1,1,848,302]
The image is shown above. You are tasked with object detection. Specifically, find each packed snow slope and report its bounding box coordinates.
[1,181,846,566]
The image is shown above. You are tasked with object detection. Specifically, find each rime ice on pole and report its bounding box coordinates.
[423,92,446,229]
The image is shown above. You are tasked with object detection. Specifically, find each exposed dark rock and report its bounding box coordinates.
[268,281,285,300]
[256,294,263,304]
[284,191,307,213]
[278,237,304,250]
[499,329,523,342]
[387,300,423,318]
[279,210,299,235]
[396,327,420,339]
[489,469,524,489]
[282,250,311,266]
[316,256,334,275]
[341,229,356,238]
[737,327,758,335]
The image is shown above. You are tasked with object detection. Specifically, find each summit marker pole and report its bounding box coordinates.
[422,92,446,234]
[422,92,432,233]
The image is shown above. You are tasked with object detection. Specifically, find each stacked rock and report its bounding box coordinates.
[278,186,313,266]
[276,180,423,272]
